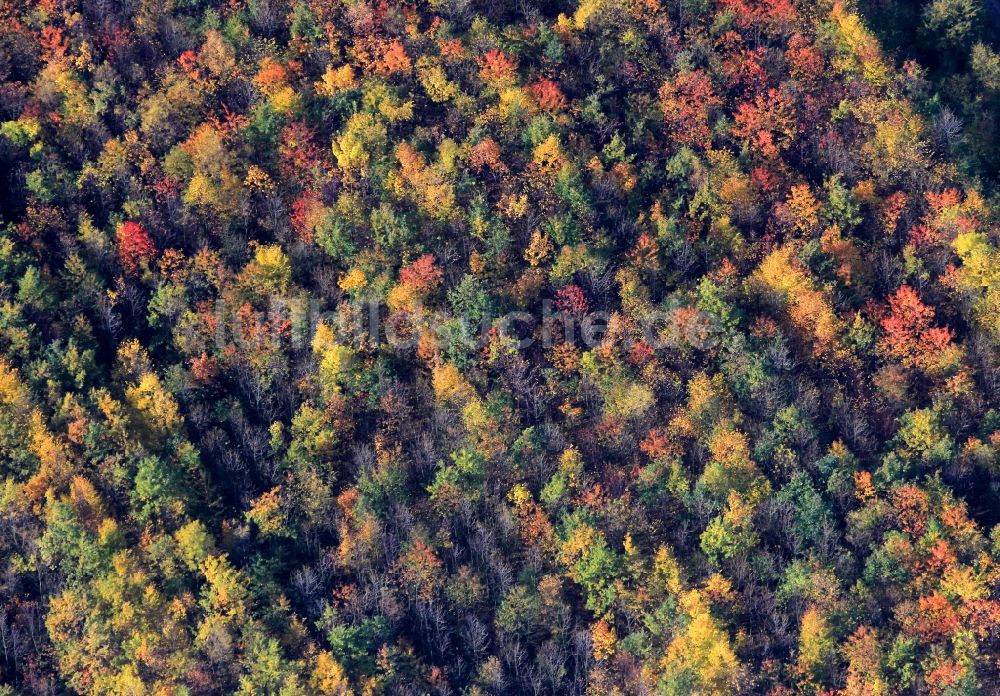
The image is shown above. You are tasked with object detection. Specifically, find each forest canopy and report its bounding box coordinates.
[3,0,1000,694]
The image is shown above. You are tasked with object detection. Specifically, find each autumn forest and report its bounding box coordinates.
[3,0,1000,694]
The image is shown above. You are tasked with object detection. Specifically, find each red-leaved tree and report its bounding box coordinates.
[116,221,157,274]
[879,285,955,370]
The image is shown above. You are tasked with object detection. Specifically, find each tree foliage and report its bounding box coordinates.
[2,0,1000,694]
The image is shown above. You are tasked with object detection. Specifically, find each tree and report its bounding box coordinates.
[125,372,183,445]
[922,0,981,50]
[400,538,444,602]
[661,590,742,695]
[659,70,722,147]
[732,88,798,159]
[843,627,890,696]
[878,285,960,374]
[796,606,837,685]
[116,221,157,275]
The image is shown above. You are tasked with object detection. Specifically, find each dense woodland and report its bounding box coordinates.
[3,0,1000,693]
[859,0,1000,190]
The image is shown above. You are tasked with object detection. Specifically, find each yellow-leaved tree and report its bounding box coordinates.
[661,589,742,695]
